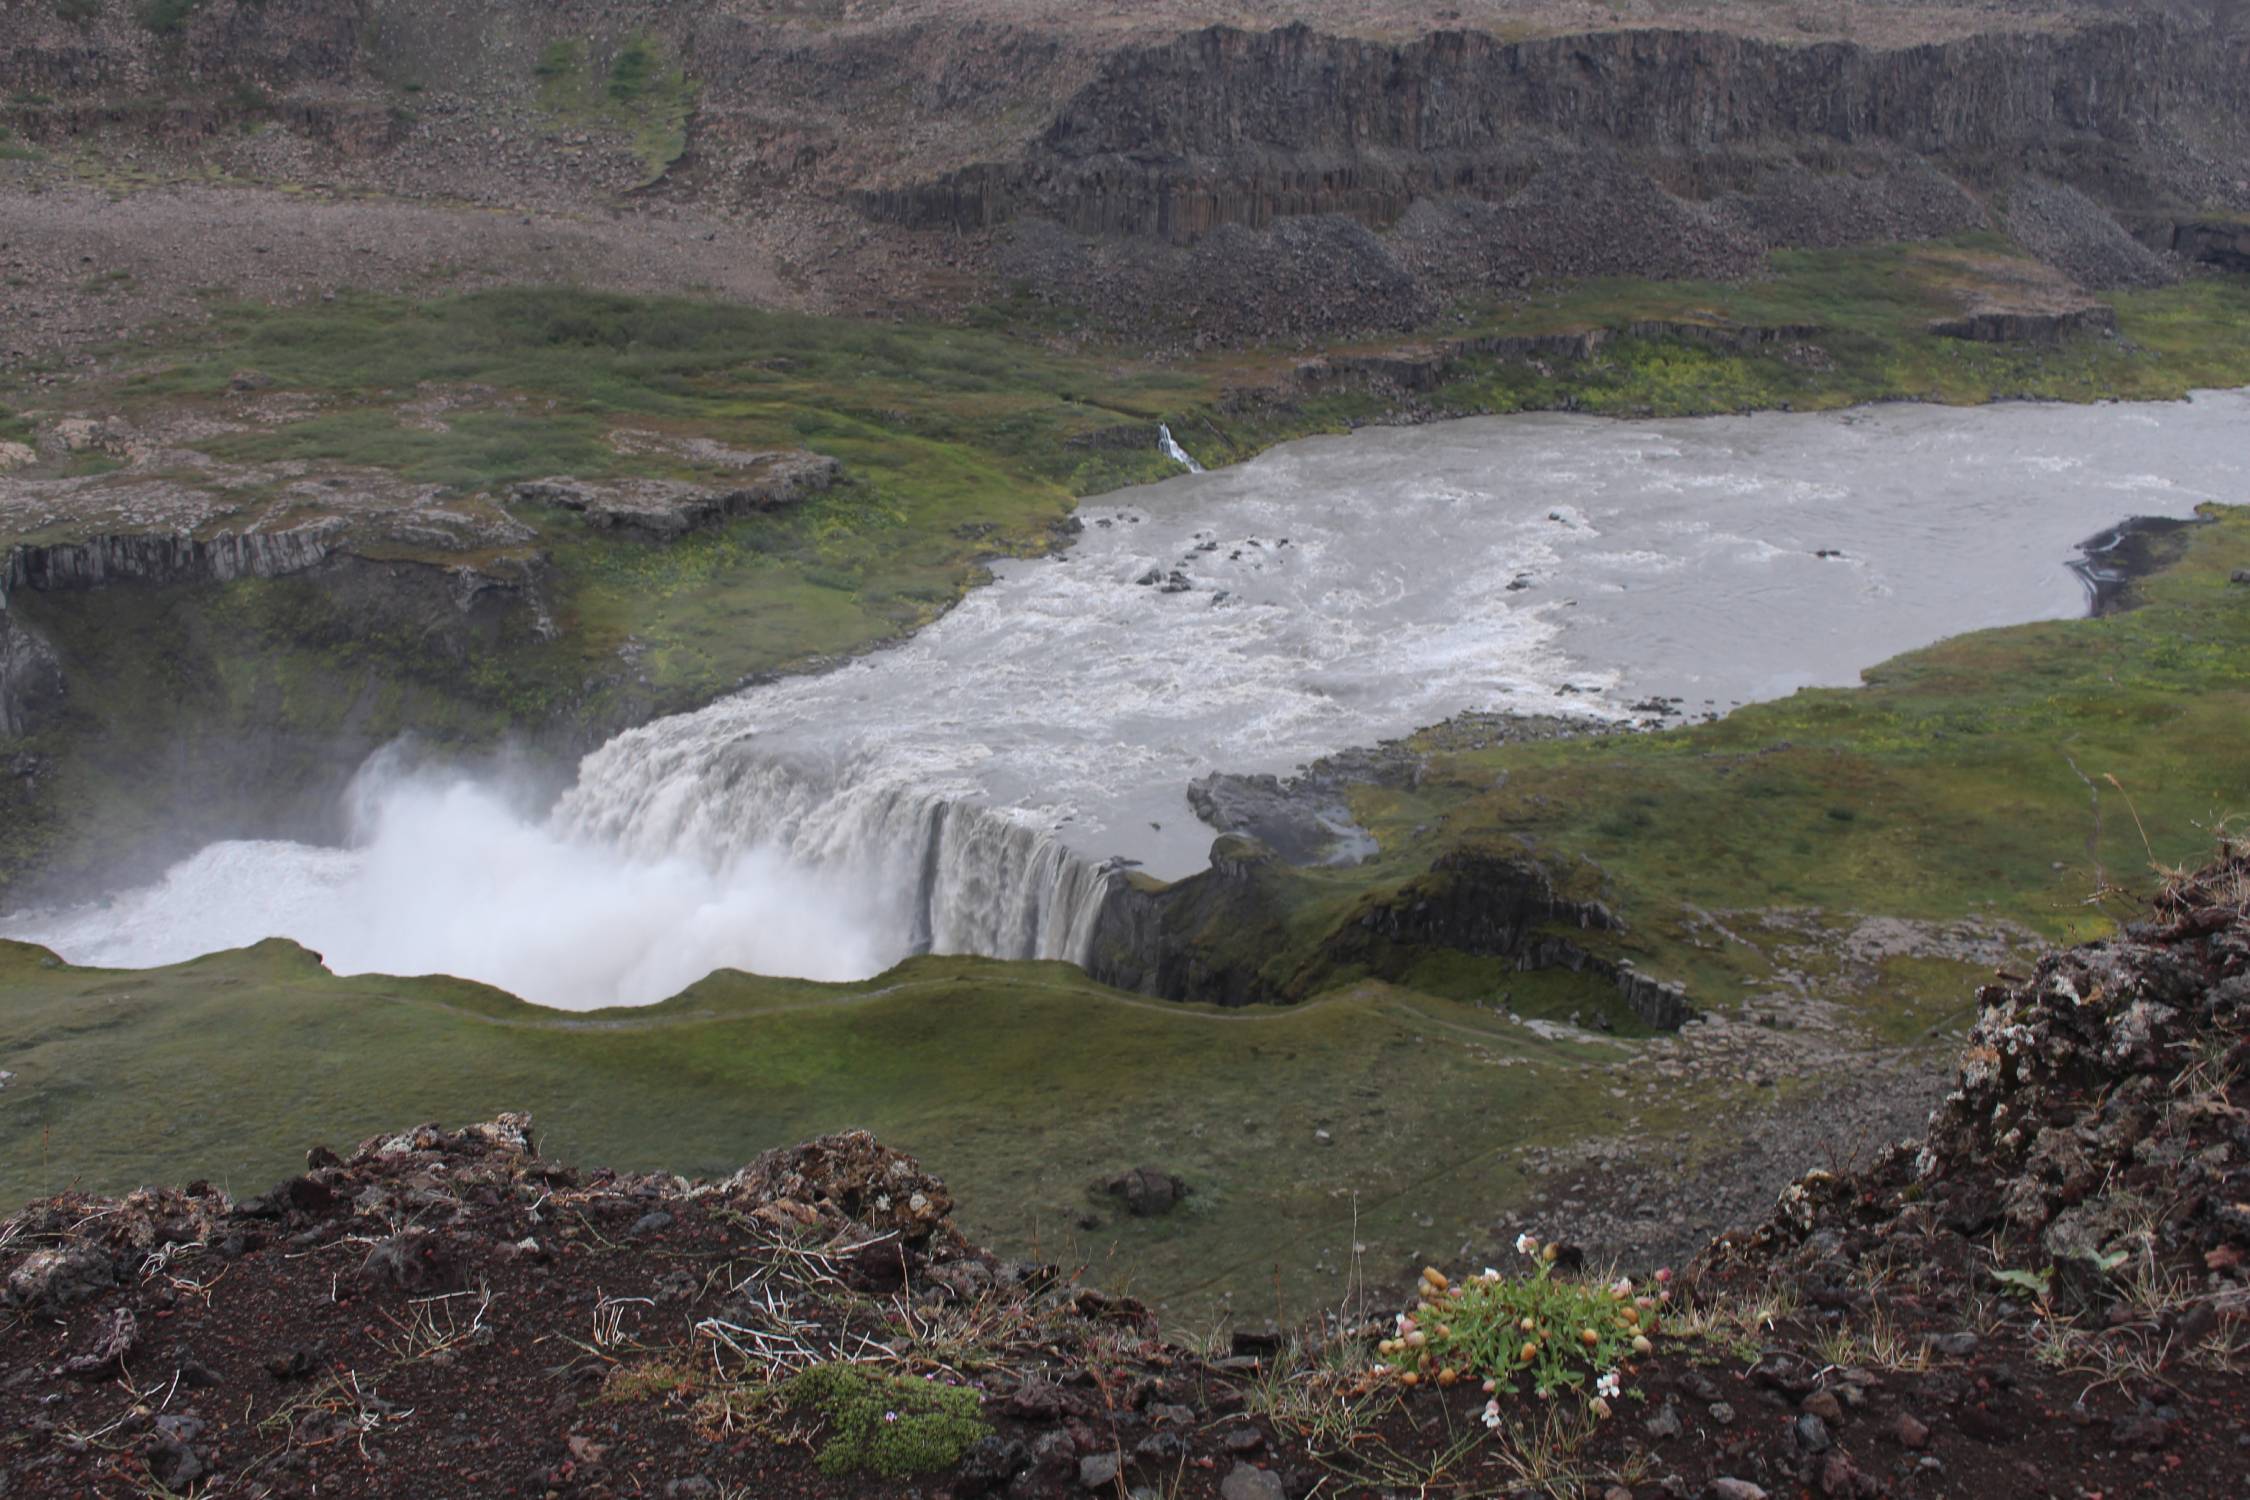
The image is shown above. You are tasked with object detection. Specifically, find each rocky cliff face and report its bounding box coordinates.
[2132,213,2250,270]
[1,523,340,602]
[0,527,341,737]
[0,611,63,738]
[856,11,2248,331]
[1086,840,1697,1029]
[861,19,2250,239]
[2,0,369,97]
[6,3,2245,334]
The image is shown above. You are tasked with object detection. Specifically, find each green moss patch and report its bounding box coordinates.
[783,1364,989,1478]
[532,34,695,184]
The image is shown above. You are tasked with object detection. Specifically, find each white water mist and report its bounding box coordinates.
[9,762,896,1010]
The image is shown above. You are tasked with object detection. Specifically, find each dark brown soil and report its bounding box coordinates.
[0,1126,1296,1498]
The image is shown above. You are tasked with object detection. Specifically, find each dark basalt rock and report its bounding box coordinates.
[1929,305,2118,344]
[1101,1166,1189,1217]
[512,453,840,542]
[863,21,2249,246]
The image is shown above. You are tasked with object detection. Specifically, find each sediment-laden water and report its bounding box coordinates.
[9,391,2246,1007]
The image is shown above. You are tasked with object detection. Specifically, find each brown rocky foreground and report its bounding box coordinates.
[2,844,2245,1498]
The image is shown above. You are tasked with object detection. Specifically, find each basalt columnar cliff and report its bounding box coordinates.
[2,1,2249,343]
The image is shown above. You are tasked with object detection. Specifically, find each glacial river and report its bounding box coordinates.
[9,391,2247,1007]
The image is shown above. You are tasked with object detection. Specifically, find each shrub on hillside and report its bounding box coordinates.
[1378,1237,1666,1421]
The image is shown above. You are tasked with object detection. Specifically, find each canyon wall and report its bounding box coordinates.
[3,4,2246,336]
[859,20,2250,242]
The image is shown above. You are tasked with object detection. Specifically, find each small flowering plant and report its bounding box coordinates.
[1373,1234,1668,1417]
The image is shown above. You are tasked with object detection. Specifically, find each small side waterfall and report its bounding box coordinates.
[557,720,1116,966]
[1158,424,1205,473]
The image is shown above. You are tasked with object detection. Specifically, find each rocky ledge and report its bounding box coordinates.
[513,450,840,542]
[3,847,2244,1497]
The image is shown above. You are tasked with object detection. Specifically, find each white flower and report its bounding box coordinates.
[1514,1232,1539,1257]
[1609,1276,1634,1298]
[1481,1398,1503,1430]
[1595,1371,1621,1400]
[1481,1266,1502,1282]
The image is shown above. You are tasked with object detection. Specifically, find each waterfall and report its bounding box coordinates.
[557,718,1116,966]
[1158,424,1205,473]
[24,390,2244,1011]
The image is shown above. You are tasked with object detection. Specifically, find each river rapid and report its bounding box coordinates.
[9,391,2247,1008]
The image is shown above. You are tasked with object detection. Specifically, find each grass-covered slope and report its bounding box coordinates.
[1418,238,2250,412]
[0,940,1646,1319]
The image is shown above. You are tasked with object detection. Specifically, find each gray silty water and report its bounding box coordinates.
[571,391,2244,881]
[9,391,2246,1007]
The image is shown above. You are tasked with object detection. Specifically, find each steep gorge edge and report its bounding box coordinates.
[1084,841,1697,1029]
[862,18,2250,243]
[0,533,572,902]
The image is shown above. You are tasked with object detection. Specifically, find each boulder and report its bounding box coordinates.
[4,1246,116,1312]
[1220,1464,1287,1500]
[513,452,839,541]
[1102,1166,1189,1217]
[726,1130,955,1244]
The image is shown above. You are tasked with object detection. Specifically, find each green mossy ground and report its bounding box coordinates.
[783,1365,990,1478]
[0,940,1645,1320]
[106,287,1211,706]
[1413,252,2250,417]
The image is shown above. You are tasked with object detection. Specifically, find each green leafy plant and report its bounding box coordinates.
[782,1364,990,1479]
[533,39,582,81]
[606,37,661,104]
[1379,1238,1663,1416]
[1990,1266,2052,1300]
